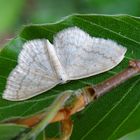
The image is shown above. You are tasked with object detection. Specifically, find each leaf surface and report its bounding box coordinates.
[0,14,140,140]
[119,128,140,140]
[0,124,27,140]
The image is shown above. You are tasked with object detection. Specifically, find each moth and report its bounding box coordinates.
[3,27,127,101]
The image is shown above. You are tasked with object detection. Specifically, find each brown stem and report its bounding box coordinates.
[93,60,140,98]
[3,60,140,127]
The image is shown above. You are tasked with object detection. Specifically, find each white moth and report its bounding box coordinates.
[3,27,127,101]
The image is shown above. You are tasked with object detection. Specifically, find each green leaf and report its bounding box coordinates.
[0,124,27,140]
[36,131,46,140]
[0,14,140,139]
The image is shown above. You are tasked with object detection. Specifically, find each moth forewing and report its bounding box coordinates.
[3,27,127,101]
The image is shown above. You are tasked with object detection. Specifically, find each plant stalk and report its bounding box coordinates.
[4,60,140,127]
[18,91,73,140]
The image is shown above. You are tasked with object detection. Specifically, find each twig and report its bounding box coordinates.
[18,91,72,140]
[93,60,140,97]
[3,60,140,127]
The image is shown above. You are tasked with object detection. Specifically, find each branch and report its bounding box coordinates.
[4,60,140,127]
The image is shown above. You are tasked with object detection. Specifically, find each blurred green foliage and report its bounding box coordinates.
[0,0,25,35]
[29,0,140,23]
[0,0,140,37]
[87,0,140,15]
[0,0,140,139]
